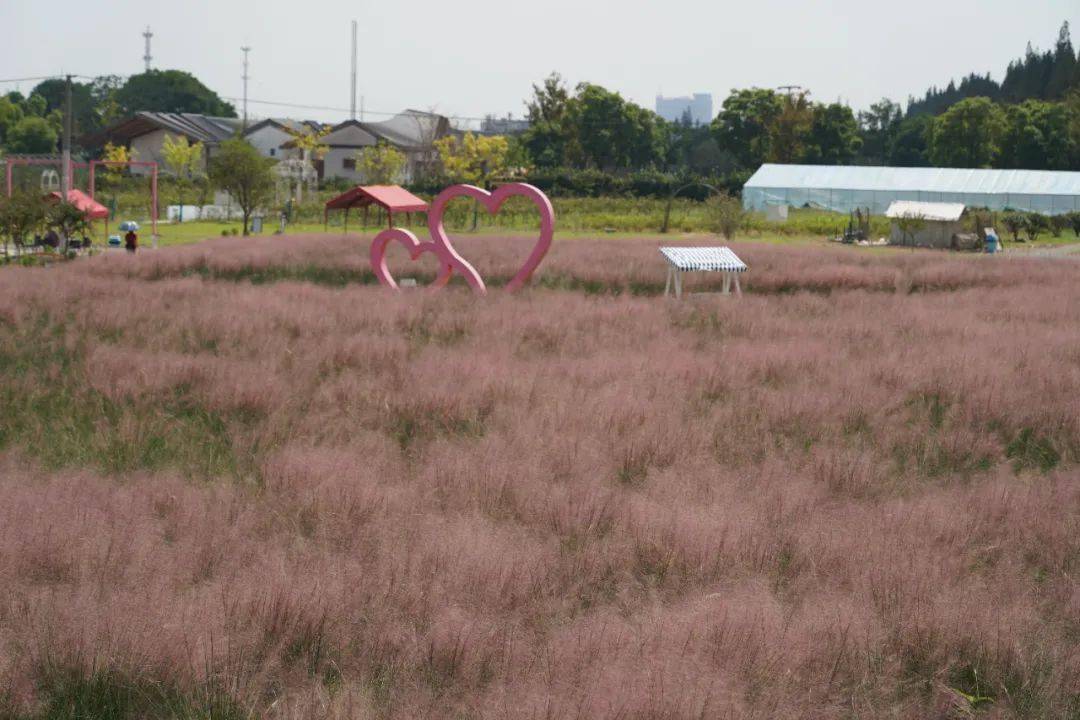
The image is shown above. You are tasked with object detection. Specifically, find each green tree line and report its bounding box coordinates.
[0,70,235,155]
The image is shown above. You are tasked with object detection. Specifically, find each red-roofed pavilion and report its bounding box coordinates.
[324,185,428,231]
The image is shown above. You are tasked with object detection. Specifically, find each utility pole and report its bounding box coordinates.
[350,20,358,120]
[241,46,251,129]
[142,26,153,72]
[60,74,72,252]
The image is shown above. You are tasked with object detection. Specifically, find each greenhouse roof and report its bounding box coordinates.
[745,164,1080,197]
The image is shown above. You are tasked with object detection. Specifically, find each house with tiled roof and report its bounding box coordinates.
[90,112,244,174]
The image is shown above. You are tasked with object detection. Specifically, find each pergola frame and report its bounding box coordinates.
[5,157,87,197]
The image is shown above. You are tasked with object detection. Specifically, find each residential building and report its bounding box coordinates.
[90,112,243,174]
[655,94,713,125]
[243,118,325,160]
[90,108,456,184]
[317,109,455,183]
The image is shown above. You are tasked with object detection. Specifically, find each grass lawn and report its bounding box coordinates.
[2,238,1079,718]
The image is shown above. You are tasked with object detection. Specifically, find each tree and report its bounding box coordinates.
[525,72,571,125]
[888,115,932,166]
[566,83,667,171]
[769,91,813,163]
[209,138,274,236]
[894,212,927,247]
[0,96,24,145]
[707,193,746,239]
[998,100,1074,169]
[161,135,205,221]
[161,134,204,178]
[100,142,134,185]
[0,191,45,256]
[30,78,98,136]
[435,133,511,229]
[1045,22,1077,99]
[46,201,90,252]
[286,127,329,202]
[928,97,1005,167]
[115,70,236,117]
[803,102,861,164]
[711,88,783,169]
[356,143,406,184]
[858,98,902,165]
[5,116,57,154]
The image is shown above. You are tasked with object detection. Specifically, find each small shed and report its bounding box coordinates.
[324,185,428,231]
[886,201,967,248]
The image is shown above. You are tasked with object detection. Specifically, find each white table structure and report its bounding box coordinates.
[660,247,748,299]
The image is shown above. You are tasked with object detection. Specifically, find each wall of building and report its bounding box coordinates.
[129,129,213,176]
[889,219,964,248]
[245,125,294,159]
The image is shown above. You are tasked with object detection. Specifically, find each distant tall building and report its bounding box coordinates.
[655,93,713,125]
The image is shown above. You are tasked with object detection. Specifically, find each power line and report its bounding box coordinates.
[0,75,64,85]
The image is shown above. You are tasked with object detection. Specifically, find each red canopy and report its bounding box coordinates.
[46,189,109,220]
[325,185,428,214]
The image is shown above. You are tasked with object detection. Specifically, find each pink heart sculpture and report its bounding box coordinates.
[368,183,555,295]
[428,183,555,293]
[369,227,480,292]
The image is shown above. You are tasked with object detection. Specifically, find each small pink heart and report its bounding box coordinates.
[369,228,459,291]
[428,183,555,293]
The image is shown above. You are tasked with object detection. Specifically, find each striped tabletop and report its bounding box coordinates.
[660,247,748,272]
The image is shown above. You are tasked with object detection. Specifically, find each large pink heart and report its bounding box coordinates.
[369,227,477,292]
[428,183,555,293]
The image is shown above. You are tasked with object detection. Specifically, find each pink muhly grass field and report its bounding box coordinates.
[0,236,1079,718]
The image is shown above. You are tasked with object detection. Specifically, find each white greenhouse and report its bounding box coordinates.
[743,164,1080,216]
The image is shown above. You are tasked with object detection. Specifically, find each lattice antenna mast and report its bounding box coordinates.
[241,46,251,128]
[142,26,153,72]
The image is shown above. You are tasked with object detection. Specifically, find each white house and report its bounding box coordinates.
[243,118,325,160]
[315,110,456,183]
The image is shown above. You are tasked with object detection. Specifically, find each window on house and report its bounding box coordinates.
[343,158,356,170]
[269,148,276,156]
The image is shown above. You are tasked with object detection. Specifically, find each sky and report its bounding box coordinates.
[1,0,1077,127]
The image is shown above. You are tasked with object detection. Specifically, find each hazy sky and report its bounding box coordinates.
[1,0,1076,126]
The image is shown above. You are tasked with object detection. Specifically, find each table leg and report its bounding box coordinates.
[675,270,682,299]
[734,273,742,297]
[665,266,672,297]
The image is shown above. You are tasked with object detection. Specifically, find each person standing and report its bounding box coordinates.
[124,229,138,253]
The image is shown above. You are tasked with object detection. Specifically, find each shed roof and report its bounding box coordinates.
[885,201,966,222]
[745,164,1080,197]
[324,185,428,213]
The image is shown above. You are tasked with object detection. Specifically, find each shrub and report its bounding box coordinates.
[1048,215,1068,238]
[1022,213,1049,243]
[707,193,747,239]
[1065,211,1080,237]
[1001,212,1025,242]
